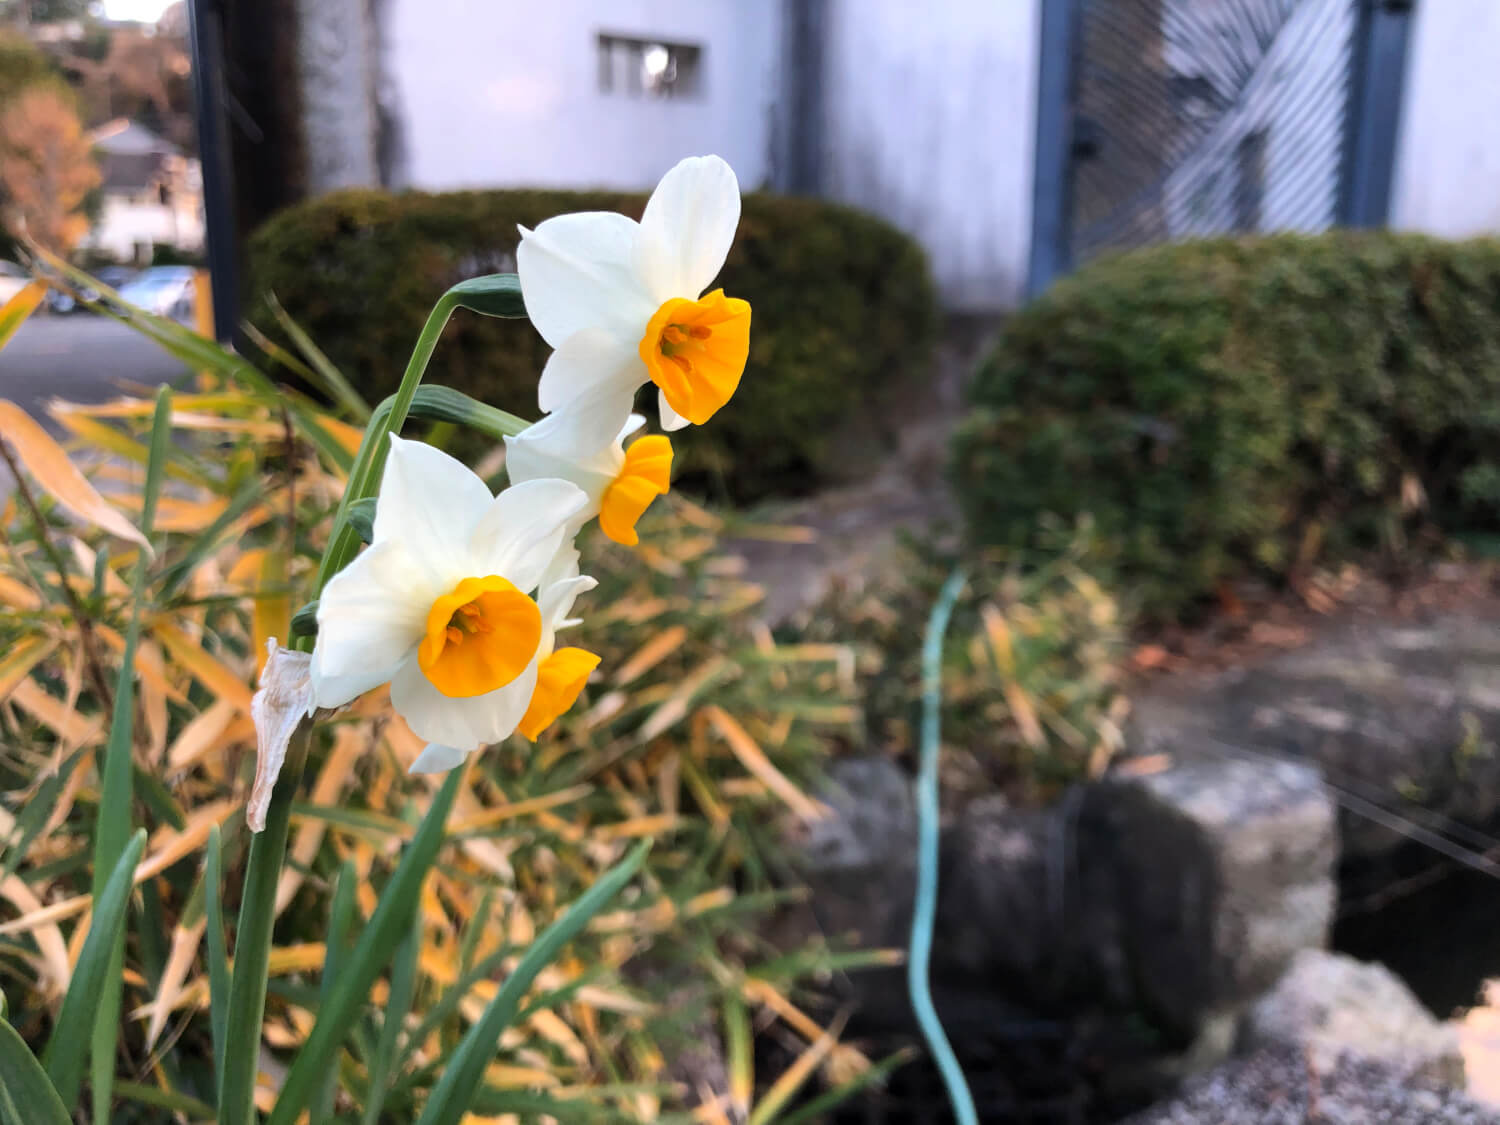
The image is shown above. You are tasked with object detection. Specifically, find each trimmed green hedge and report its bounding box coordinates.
[246,189,936,502]
[951,232,1500,619]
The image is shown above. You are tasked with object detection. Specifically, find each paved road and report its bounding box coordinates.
[0,314,190,421]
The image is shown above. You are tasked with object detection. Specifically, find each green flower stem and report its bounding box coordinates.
[222,282,532,1123]
[303,290,458,622]
[217,723,310,1125]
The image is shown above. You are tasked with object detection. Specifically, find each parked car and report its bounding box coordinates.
[116,266,197,325]
[47,265,138,314]
[0,261,31,304]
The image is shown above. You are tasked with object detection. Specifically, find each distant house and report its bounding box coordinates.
[80,118,203,264]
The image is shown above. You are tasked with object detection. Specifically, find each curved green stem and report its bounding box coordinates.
[222,289,471,1124]
[909,567,977,1125]
[303,292,458,622]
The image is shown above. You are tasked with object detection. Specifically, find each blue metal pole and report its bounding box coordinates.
[1341,0,1418,227]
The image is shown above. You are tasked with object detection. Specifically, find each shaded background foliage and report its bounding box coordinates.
[952,231,1500,620]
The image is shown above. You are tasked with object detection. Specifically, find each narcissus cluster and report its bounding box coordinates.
[247,156,751,816]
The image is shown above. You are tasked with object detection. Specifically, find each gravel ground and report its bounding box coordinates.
[1127,1046,1500,1125]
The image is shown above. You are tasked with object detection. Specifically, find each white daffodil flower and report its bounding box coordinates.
[517,154,752,432]
[310,435,596,769]
[504,385,673,548]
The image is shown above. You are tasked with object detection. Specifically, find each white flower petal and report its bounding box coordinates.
[537,543,581,596]
[468,478,588,593]
[311,539,431,709]
[635,155,742,302]
[537,574,597,656]
[504,382,635,505]
[537,328,645,416]
[658,390,691,432]
[408,742,471,775]
[391,655,539,750]
[373,436,494,577]
[516,212,656,348]
[503,436,612,513]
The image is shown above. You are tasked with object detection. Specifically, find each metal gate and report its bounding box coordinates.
[1029,0,1417,295]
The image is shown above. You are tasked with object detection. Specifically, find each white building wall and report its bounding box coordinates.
[1390,0,1500,239]
[818,0,1040,309]
[83,195,204,263]
[383,0,780,192]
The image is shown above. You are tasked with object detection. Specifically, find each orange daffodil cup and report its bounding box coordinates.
[250,155,750,819]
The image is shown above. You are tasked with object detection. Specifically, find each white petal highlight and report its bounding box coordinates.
[248,641,316,833]
[409,742,471,775]
[635,155,742,302]
[311,539,430,709]
[468,478,587,593]
[657,389,691,432]
[373,436,494,578]
[537,574,598,654]
[391,654,540,750]
[516,212,656,348]
[504,382,635,506]
[536,327,645,416]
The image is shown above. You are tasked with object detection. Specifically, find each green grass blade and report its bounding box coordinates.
[0,1018,70,1125]
[456,888,494,976]
[113,1079,216,1120]
[265,769,464,1125]
[360,909,421,1125]
[34,249,268,392]
[205,824,231,1090]
[414,839,651,1125]
[42,829,147,1110]
[311,859,359,1123]
[0,747,87,883]
[264,292,371,421]
[285,399,356,474]
[466,1089,625,1120]
[155,478,264,600]
[393,946,511,1080]
[218,724,311,1125]
[88,388,170,1124]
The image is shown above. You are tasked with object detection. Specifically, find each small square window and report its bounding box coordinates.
[597,33,703,99]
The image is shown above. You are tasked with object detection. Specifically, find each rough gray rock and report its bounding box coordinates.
[1075,757,1338,1039]
[1243,949,1465,1086]
[793,754,1337,1085]
[796,756,917,951]
[1131,613,1500,864]
[1125,1045,1499,1125]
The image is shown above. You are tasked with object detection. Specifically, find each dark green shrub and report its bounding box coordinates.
[246,189,937,502]
[951,232,1500,619]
